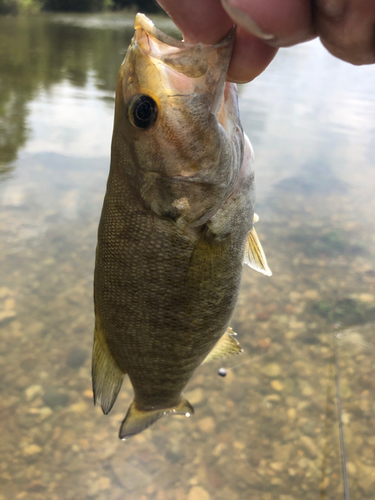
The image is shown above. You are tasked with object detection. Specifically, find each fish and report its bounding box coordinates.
[92,13,271,439]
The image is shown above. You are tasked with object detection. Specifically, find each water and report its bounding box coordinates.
[0,12,375,500]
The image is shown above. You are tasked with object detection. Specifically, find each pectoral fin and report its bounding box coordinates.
[244,227,272,276]
[119,398,194,439]
[92,321,125,415]
[202,327,243,364]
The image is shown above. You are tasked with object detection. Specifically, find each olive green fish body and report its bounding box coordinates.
[93,14,269,439]
[95,154,254,406]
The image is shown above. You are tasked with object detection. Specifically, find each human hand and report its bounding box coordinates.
[157,0,375,83]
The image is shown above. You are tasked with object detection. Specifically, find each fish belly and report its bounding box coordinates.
[94,167,253,411]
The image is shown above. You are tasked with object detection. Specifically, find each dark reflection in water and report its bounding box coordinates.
[0,13,179,173]
[0,14,125,170]
[0,12,375,500]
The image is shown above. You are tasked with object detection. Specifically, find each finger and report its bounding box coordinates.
[313,0,375,64]
[228,28,278,82]
[157,0,278,82]
[220,0,316,47]
[157,0,233,44]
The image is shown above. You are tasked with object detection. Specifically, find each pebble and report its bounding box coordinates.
[256,311,270,321]
[270,462,284,471]
[186,387,204,404]
[358,293,374,303]
[0,287,13,298]
[38,407,54,420]
[300,384,314,396]
[188,486,211,500]
[304,290,320,300]
[22,444,42,457]
[197,416,216,434]
[270,380,284,391]
[25,384,44,402]
[0,310,16,324]
[258,338,271,348]
[299,435,319,458]
[287,408,296,420]
[69,401,89,413]
[285,330,298,340]
[233,441,245,450]
[4,298,15,310]
[289,291,301,303]
[261,363,281,377]
[212,443,227,456]
[347,462,357,474]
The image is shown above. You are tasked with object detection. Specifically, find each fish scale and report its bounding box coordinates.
[92,13,271,439]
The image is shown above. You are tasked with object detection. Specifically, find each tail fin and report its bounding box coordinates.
[119,398,194,439]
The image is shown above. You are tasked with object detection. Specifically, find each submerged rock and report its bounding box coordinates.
[42,388,70,408]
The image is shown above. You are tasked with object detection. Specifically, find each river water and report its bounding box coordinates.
[0,12,374,500]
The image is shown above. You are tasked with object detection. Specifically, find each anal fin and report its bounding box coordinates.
[202,327,243,364]
[243,226,272,276]
[92,320,125,415]
[119,398,194,439]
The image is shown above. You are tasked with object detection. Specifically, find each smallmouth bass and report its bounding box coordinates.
[93,14,271,439]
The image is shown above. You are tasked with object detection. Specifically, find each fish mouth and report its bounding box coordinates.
[133,13,235,79]
[134,13,187,50]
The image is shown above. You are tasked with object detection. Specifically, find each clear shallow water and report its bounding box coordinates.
[0,12,375,500]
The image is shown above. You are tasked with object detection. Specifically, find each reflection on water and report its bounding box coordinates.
[0,12,375,500]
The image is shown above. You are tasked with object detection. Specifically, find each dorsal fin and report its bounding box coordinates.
[119,398,194,439]
[202,327,243,364]
[243,226,272,276]
[92,320,125,415]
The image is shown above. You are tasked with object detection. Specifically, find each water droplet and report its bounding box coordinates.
[185,412,190,417]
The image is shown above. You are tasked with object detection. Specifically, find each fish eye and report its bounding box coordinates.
[128,95,158,130]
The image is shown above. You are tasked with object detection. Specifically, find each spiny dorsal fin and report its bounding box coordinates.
[92,321,125,415]
[202,327,243,364]
[119,398,194,439]
[243,227,272,276]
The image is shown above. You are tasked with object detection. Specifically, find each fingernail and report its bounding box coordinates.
[221,0,275,41]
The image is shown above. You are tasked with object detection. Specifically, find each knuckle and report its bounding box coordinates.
[316,0,347,19]
[322,38,375,64]
[315,2,375,65]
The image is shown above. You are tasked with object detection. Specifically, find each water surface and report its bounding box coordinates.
[0,12,375,500]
